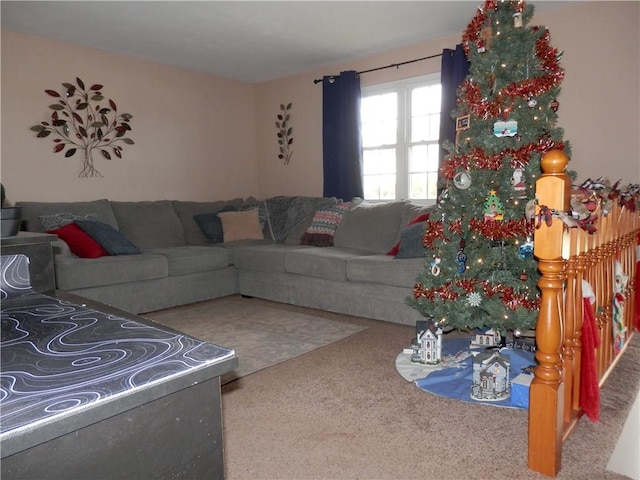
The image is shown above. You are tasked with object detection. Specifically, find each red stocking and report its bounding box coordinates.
[580,296,601,421]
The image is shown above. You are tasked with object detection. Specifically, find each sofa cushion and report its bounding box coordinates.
[399,202,437,233]
[334,200,406,253]
[231,244,309,273]
[54,253,168,291]
[48,223,109,259]
[16,199,118,233]
[285,247,374,281]
[300,201,350,247]
[172,199,244,245]
[147,246,230,276]
[110,200,186,249]
[218,209,264,242]
[347,254,426,288]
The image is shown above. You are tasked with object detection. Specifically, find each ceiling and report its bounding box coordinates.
[1,1,578,84]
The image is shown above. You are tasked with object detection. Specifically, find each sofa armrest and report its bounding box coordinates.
[51,238,74,259]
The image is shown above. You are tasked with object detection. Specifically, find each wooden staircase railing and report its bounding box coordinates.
[528,150,639,476]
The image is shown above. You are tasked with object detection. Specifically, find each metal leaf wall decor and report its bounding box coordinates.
[30,77,134,178]
[275,103,293,165]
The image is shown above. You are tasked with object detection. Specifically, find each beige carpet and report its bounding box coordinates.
[211,297,640,480]
[145,295,367,383]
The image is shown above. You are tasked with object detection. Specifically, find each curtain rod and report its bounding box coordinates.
[312,52,443,84]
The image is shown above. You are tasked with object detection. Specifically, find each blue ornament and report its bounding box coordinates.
[519,241,534,259]
[456,249,467,273]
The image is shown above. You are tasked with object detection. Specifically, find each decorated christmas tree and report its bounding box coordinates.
[410,0,570,335]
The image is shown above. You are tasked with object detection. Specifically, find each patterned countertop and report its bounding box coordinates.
[0,254,236,456]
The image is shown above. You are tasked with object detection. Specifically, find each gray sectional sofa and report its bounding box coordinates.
[16,196,435,326]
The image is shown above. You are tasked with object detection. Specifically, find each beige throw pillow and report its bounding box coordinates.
[217,208,264,242]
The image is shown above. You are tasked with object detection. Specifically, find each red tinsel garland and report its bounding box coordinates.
[422,219,449,249]
[460,3,564,119]
[440,138,565,180]
[469,217,534,241]
[413,277,539,311]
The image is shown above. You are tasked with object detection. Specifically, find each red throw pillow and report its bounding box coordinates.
[48,223,110,258]
[386,212,431,256]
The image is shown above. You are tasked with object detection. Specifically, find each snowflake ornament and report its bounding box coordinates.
[467,292,482,307]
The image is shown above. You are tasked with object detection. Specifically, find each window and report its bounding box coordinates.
[360,74,441,203]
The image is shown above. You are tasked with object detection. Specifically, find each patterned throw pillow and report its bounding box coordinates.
[74,220,141,255]
[39,212,97,231]
[47,223,109,258]
[300,202,351,247]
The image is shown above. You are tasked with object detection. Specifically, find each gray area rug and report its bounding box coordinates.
[145,296,368,383]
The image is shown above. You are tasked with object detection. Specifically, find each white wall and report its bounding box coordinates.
[1,30,258,203]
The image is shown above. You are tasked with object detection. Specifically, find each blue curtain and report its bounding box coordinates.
[322,71,364,200]
[439,44,469,161]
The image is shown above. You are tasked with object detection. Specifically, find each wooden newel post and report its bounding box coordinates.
[528,150,570,476]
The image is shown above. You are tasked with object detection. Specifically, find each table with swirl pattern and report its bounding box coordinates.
[0,254,237,474]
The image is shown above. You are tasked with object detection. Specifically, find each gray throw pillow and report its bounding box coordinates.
[39,212,97,231]
[193,205,237,243]
[395,222,427,259]
[75,220,141,255]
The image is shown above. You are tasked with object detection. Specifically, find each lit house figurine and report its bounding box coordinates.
[470,351,511,401]
[409,320,443,365]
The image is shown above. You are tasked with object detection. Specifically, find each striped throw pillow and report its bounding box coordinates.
[300,202,351,247]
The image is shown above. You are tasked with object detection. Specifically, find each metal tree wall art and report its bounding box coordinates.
[30,77,134,178]
[275,103,293,165]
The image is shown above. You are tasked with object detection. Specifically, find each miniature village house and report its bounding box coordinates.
[470,328,502,348]
[410,325,443,365]
[471,352,511,401]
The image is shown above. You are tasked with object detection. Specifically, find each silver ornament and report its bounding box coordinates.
[453,171,472,190]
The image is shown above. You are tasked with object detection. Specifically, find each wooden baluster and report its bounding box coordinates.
[528,150,570,477]
[562,229,577,427]
[572,229,586,416]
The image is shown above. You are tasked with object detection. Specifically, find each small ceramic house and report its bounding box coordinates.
[470,328,502,348]
[471,351,511,401]
[410,323,443,365]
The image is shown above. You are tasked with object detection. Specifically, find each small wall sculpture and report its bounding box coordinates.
[275,103,293,165]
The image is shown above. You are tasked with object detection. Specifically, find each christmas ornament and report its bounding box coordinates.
[438,188,450,205]
[454,171,472,189]
[493,120,518,137]
[511,168,526,192]
[483,190,505,221]
[513,12,523,28]
[527,97,537,107]
[519,272,529,282]
[430,256,441,276]
[478,25,492,53]
[467,292,482,307]
[519,238,534,259]
[550,98,560,112]
[456,239,468,273]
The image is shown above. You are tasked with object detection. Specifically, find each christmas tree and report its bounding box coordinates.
[410,0,570,334]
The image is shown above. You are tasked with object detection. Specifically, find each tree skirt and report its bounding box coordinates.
[395,336,536,409]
